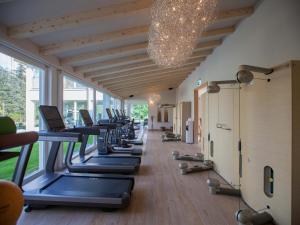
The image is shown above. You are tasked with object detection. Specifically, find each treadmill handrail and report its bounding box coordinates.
[38,131,82,142]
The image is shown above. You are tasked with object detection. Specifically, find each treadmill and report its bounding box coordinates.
[21,131,134,211]
[80,109,142,155]
[39,106,140,174]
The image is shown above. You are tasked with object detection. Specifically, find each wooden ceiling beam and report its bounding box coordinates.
[40,25,148,55]
[61,42,148,65]
[113,82,182,95]
[93,63,198,82]
[74,53,149,73]
[111,79,184,92]
[105,73,189,89]
[86,57,203,79]
[194,39,222,50]
[41,25,233,56]
[216,6,254,22]
[8,0,152,38]
[107,78,187,92]
[9,5,252,39]
[77,49,211,73]
[62,39,221,66]
[117,85,178,98]
[101,69,193,86]
[86,60,155,78]
[201,26,235,38]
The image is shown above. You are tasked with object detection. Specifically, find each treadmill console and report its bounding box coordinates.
[79,109,94,127]
[39,105,66,131]
[106,108,113,120]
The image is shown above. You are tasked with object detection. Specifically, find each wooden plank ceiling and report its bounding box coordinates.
[1,0,256,98]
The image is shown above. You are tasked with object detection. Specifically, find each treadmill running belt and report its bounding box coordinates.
[86,157,140,165]
[41,175,132,198]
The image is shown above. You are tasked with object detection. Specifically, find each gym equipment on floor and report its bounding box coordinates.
[207,178,241,197]
[179,161,213,175]
[106,108,143,149]
[80,109,142,156]
[39,106,140,174]
[24,131,134,211]
[2,116,135,211]
[115,109,142,141]
[172,150,204,161]
[162,132,181,142]
[235,208,274,225]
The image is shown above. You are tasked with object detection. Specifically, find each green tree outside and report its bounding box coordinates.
[131,104,148,121]
[0,64,26,126]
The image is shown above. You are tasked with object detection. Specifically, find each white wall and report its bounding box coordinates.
[127,89,176,130]
[176,0,300,118]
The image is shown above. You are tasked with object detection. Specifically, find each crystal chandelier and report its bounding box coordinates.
[148,0,218,67]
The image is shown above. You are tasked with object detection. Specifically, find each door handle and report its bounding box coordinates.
[216,123,232,131]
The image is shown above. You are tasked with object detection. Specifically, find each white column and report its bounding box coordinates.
[127,102,132,117]
[92,90,96,122]
[121,99,125,110]
[55,69,64,169]
[38,65,50,170]
[103,94,110,119]
[25,68,35,131]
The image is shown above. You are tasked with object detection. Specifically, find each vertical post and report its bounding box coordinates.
[55,70,64,169]
[103,94,110,119]
[92,90,96,122]
[39,65,49,170]
[127,103,131,117]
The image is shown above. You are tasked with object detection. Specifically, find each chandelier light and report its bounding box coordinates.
[148,0,218,67]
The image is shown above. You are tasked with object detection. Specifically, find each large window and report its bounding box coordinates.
[131,104,149,122]
[0,51,44,180]
[110,97,115,110]
[115,99,121,110]
[63,76,93,127]
[96,91,103,121]
[63,76,94,153]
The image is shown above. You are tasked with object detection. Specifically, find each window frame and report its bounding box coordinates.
[62,74,97,157]
[0,45,47,182]
[0,45,124,182]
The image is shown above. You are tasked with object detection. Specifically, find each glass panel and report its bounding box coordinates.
[63,76,94,155]
[131,104,149,123]
[96,91,103,121]
[0,51,43,180]
[115,99,121,110]
[110,97,114,109]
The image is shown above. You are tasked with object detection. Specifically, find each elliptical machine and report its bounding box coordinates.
[105,108,143,154]
[108,108,143,146]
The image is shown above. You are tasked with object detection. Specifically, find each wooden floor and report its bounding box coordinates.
[19,130,243,225]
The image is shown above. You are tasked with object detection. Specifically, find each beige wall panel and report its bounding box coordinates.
[198,93,208,154]
[208,93,219,162]
[240,68,292,225]
[209,85,240,186]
